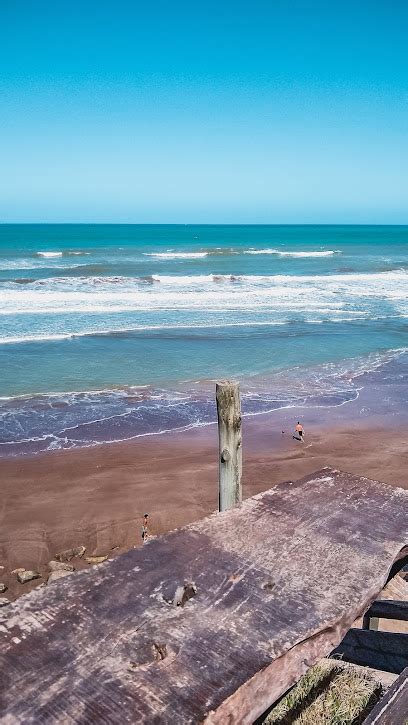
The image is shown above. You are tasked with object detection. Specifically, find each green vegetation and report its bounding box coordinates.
[263,659,384,725]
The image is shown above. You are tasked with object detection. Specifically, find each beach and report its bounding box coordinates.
[1,412,407,603]
[1,224,407,601]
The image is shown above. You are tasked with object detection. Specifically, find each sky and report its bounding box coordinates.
[0,0,407,223]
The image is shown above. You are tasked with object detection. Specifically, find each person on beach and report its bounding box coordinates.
[294,421,304,442]
[141,513,149,543]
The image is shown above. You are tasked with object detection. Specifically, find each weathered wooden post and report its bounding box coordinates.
[216,380,242,512]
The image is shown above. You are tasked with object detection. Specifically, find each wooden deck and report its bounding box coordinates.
[1,468,407,724]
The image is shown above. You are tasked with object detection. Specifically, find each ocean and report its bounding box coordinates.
[0,224,407,456]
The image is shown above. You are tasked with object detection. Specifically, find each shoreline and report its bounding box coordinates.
[1,346,407,458]
[1,414,407,602]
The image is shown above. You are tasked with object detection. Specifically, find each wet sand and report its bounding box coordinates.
[1,414,407,602]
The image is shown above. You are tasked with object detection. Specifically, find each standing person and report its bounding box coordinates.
[141,513,149,543]
[295,421,305,442]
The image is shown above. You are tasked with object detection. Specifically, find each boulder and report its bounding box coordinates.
[47,569,74,585]
[17,570,41,584]
[55,546,85,562]
[0,583,7,593]
[0,597,10,607]
[85,555,108,565]
[48,560,74,572]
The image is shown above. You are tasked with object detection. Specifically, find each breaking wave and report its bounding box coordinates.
[245,249,341,257]
[144,248,342,259]
[276,250,341,257]
[143,251,208,259]
[36,251,63,257]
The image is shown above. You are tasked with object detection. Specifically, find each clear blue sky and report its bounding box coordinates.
[0,0,407,223]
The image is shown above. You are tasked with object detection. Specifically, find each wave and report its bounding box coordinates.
[0,258,94,272]
[1,348,406,456]
[0,259,72,271]
[143,248,341,259]
[0,313,403,346]
[245,249,341,257]
[277,250,341,257]
[143,251,208,259]
[36,250,91,258]
[0,321,292,345]
[6,268,407,287]
[244,248,279,255]
[144,248,242,258]
[36,251,63,257]
[151,274,213,284]
[1,270,407,317]
[66,251,91,256]
[146,269,408,286]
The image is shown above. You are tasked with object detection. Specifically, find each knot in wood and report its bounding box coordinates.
[233,415,242,432]
[153,643,168,661]
[173,581,197,607]
[220,448,231,463]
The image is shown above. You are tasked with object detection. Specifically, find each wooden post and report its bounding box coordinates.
[216,381,242,512]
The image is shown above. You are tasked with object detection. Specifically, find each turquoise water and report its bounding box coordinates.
[0,224,407,455]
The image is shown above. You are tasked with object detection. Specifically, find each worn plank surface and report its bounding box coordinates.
[1,468,407,724]
[363,667,408,725]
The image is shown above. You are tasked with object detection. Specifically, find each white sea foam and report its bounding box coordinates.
[143,252,208,259]
[65,251,91,256]
[238,248,341,257]
[277,250,341,257]
[244,248,280,255]
[0,333,78,344]
[0,259,72,271]
[143,269,407,289]
[144,248,341,258]
[1,347,406,457]
[1,270,407,318]
[151,274,214,284]
[36,251,63,257]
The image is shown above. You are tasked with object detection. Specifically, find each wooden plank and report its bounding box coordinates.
[363,599,408,629]
[332,629,408,674]
[216,381,242,511]
[381,572,408,600]
[1,468,407,724]
[363,667,408,724]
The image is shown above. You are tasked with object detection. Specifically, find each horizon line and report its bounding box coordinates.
[1,222,407,227]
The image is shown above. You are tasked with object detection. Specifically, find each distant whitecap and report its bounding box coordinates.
[36,251,63,257]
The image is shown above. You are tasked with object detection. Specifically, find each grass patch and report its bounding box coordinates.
[262,659,384,725]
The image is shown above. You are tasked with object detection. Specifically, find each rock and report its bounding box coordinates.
[11,568,25,574]
[85,555,108,565]
[0,597,10,607]
[48,560,74,572]
[55,549,74,562]
[72,545,86,558]
[48,569,74,584]
[55,546,85,562]
[17,570,41,584]
[0,583,7,593]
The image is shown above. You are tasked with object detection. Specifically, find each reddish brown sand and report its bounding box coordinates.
[1,418,407,601]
